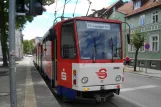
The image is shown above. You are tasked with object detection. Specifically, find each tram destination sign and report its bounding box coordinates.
[87,22,111,30]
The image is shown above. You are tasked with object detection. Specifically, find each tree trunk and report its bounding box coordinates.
[0,1,8,67]
[134,49,139,71]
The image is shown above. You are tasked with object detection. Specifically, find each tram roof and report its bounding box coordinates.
[39,16,122,44]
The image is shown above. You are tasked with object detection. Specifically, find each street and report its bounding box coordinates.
[27,57,161,107]
[57,72,161,107]
[1,57,161,107]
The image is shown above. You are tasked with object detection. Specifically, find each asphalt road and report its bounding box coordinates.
[16,57,161,107]
[56,72,161,107]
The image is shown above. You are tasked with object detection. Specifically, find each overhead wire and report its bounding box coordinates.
[44,0,78,26]
[44,0,58,31]
[73,0,79,17]
[54,0,58,19]
[56,0,72,12]
[86,0,92,16]
[61,0,67,20]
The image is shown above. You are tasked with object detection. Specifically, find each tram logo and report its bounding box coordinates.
[96,68,107,79]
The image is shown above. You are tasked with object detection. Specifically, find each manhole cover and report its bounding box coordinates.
[0,92,10,96]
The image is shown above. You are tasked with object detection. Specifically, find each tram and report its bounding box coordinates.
[33,16,124,102]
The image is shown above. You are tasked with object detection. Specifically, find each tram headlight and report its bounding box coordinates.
[81,77,88,84]
[116,75,121,81]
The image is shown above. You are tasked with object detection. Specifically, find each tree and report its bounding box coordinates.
[131,31,145,71]
[0,0,8,66]
[23,40,34,54]
[0,0,55,66]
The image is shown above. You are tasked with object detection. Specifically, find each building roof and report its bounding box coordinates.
[126,0,161,17]
[106,0,120,9]
[117,1,133,14]
[100,0,123,18]
[89,0,123,18]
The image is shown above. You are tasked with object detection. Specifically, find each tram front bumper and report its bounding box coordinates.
[73,84,122,92]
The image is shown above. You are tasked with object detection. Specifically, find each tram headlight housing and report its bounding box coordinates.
[116,75,121,81]
[81,77,88,84]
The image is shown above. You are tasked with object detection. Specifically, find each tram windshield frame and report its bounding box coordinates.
[76,20,122,60]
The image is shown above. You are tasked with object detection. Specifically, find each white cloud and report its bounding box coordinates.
[22,0,112,40]
[45,0,110,15]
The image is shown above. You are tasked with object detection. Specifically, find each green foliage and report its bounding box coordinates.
[131,31,145,50]
[131,31,145,71]
[23,40,34,54]
[2,0,55,31]
[43,0,55,5]
[0,0,55,65]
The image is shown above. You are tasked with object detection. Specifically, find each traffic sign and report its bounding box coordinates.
[145,43,150,50]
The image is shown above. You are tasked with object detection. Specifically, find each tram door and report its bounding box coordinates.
[51,29,57,88]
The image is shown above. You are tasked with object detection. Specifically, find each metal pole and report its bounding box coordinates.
[145,50,147,73]
[61,0,67,21]
[86,0,92,16]
[9,0,17,106]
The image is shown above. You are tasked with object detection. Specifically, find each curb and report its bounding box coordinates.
[124,69,161,79]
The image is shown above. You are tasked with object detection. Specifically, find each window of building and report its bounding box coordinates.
[128,44,134,52]
[139,46,144,52]
[140,15,145,26]
[128,39,135,52]
[130,23,134,29]
[152,11,158,23]
[61,21,77,59]
[134,1,141,10]
[150,62,156,68]
[150,34,159,52]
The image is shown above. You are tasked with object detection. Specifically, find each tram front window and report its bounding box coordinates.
[76,20,122,60]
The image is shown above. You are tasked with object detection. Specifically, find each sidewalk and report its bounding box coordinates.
[124,65,161,78]
[0,58,61,107]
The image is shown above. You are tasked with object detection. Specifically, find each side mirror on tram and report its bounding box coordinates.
[49,29,56,41]
[127,34,130,44]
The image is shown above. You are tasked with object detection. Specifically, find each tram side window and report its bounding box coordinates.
[61,22,76,59]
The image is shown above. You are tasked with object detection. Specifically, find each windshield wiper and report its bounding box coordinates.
[110,37,114,62]
[92,37,97,63]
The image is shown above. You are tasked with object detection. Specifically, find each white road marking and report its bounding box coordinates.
[121,85,161,92]
[117,95,147,107]
[24,62,37,107]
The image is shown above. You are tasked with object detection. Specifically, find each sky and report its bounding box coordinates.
[22,0,130,40]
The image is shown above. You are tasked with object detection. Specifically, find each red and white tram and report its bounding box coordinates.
[33,16,124,102]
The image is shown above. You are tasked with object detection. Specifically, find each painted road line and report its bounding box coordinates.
[24,62,37,107]
[117,95,147,107]
[121,85,161,92]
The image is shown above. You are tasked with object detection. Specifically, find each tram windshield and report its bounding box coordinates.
[76,20,122,60]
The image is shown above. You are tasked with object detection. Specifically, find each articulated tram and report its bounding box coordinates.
[33,16,124,102]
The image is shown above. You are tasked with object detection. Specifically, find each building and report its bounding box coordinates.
[90,0,161,70]
[89,0,131,59]
[15,29,24,60]
[0,29,24,60]
[124,0,161,70]
[31,36,42,47]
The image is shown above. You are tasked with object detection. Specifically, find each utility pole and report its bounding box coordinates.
[9,0,17,107]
